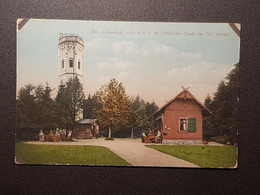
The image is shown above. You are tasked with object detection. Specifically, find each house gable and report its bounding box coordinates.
[152,88,211,118]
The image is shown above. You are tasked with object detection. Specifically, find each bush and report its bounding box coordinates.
[209,136,229,144]
[105,138,114,140]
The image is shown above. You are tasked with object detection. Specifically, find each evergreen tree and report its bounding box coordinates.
[56,77,85,139]
[83,94,101,119]
[128,96,159,137]
[16,83,58,139]
[203,94,214,140]
[129,96,148,138]
[145,101,159,129]
[224,63,239,143]
[16,84,37,138]
[55,82,68,130]
[204,94,213,109]
[34,84,57,132]
[204,63,239,144]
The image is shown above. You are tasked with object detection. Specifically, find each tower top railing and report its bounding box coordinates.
[58,33,84,46]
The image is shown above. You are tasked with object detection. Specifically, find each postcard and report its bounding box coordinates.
[16,19,240,168]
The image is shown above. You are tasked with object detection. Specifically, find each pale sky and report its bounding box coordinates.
[17,19,240,107]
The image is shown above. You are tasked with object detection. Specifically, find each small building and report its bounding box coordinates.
[151,88,211,144]
[73,119,99,139]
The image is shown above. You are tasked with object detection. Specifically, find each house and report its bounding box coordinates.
[73,119,99,139]
[151,88,211,144]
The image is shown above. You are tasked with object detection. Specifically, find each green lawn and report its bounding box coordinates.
[146,145,237,168]
[15,142,130,166]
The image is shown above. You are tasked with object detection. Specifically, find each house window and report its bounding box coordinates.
[61,60,64,68]
[78,61,80,69]
[69,59,73,68]
[179,118,196,132]
[180,118,187,131]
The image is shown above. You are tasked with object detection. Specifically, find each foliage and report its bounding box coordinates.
[16,83,58,139]
[16,77,84,140]
[145,101,159,128]
[209,136,230,144]
[94,78,131,138]
[128,95,158,137]
[83,94,101,119]
[16,142,130,166]
[105,138,114,140]
[147,145,237,168]
[16,77,159,140]
[203,63,239,144]
[16,84,37,132]
[34,84,58,130]
[56,77,85,138]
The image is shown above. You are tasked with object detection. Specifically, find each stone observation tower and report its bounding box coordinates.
[58,33,84,85]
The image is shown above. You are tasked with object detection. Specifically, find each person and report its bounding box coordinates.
[95,126,99,139]
[55,128,60,135]
[67,130,72,139]
[142,131,147,142]
[154,130,161,143]
[39,130,45,142]
[180,119,187,130]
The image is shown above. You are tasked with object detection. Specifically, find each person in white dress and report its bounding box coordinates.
[39,130,45,141]
[154,130,161,143]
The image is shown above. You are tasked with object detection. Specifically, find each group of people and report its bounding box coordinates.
[38,129,72,141]
[142,130,162,143]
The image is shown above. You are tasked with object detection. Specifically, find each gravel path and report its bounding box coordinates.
[15,153,27,164]
[24,138,199,167]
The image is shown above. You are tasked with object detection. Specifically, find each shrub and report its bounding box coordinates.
[209,136,229,144]
[105,138,114,140]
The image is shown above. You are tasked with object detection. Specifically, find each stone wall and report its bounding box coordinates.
[162,140,202,145]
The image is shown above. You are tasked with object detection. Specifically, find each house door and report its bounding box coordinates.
[155,118,163,132]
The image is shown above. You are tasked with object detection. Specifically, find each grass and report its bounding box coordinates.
[146,145,237,168]
[15,142,130,166]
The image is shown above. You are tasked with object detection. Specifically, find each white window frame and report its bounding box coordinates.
[179,117,188,131]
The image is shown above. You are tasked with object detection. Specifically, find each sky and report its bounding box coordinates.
[17,19,240,107]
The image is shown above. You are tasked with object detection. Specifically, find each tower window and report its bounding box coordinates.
[69,59,73,68]
[61,60,64,68]
[78,61,80,69]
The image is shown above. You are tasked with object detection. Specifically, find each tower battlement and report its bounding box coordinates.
[58,33,84,47]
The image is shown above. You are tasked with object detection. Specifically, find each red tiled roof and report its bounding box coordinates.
[151,88,212,117]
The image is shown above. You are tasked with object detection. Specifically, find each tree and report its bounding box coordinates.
[55,82,67,130]
[204,94,213,109]
[129,96,148,138]
[56,77,85,139]
[128,96,159,138]
[145,101,159,129]
[204,63,239,144]
[16,84,37,138]
[94,78,131,138]
[224,63,239,143]
[16,83,58,139]
[34,84,58,131]
[83,94,101,119]
[203,94,214,140]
